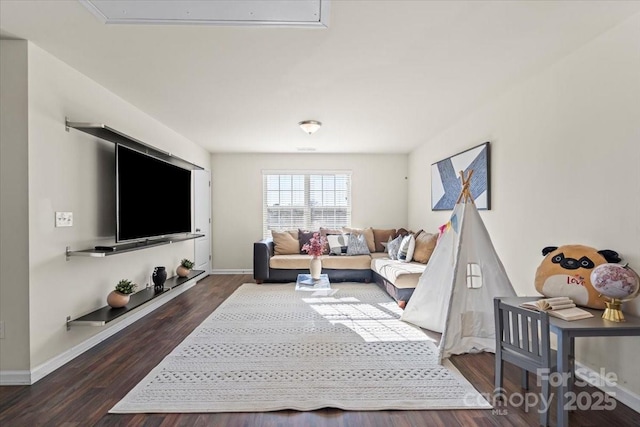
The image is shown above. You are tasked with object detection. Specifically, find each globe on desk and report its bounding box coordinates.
[590,263,639,322]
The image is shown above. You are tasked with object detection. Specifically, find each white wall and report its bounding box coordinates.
[211,153,408,270]
[409,15,640,394]
[0,40,31,372]
[18,42,211,370]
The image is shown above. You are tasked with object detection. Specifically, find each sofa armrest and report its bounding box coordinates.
[253,239,274,282]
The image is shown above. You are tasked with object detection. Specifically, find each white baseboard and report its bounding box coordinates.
[0,370,31,385]
[211,268,253,275]
[0,277,200,386]
[575,362,640,413]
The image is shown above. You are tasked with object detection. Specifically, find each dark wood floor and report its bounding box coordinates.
[1,274,637,426]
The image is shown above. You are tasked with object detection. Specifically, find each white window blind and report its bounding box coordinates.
[263,171,351,238]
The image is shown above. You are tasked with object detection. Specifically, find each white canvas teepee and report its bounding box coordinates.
[401,171,516,361]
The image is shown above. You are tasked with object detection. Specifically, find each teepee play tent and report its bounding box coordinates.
[401,170,516,361]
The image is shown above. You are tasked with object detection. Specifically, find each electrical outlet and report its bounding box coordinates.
[55,212,73,227]
[0,321,5,339]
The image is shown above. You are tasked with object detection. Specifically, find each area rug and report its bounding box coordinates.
[110,283,491,413]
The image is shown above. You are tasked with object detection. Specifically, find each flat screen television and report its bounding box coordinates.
[116,144,192,242]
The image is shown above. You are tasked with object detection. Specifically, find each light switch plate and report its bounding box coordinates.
[55,212,73,227]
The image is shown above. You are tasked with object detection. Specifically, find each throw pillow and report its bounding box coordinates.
[321,227,343,254]
[398,234,416,263]
[342,227,376,253]
[386,235,403,260]
[271,230,300,255]
[373,228,396,252]
[327,234,349,255]
[298,230,316,254]
[412,231,438,264]
[395,228,411,238]
[346,233,371,255]
[320,227,342,237]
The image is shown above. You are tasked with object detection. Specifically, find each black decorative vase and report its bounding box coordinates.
[152,266,167,292]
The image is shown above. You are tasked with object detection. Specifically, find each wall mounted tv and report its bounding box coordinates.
[116,144,192,242]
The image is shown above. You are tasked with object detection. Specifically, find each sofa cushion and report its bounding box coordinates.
[398,234,416,262]
[271,230,300,255]
[322,255,371,270]
[343,227,375,253]
[270,254,371,270]
[371,257,426,289]
[413,231,438,264]
[373,228,396,252]
[347,233,371,255]
[270,254,312,269]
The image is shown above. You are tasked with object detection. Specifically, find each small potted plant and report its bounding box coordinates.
[177,258,194,278]
[107,279,137,308]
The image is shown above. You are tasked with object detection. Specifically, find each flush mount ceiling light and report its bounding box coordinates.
[299,120,322,135]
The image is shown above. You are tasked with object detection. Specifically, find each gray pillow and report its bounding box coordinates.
[387,235,403,260]
[347,233,371,255]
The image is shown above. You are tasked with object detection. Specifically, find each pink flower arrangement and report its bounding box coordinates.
[301,232,327,258]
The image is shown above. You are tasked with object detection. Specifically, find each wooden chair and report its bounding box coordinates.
[494,297,554,426]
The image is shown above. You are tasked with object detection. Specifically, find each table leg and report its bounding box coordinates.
[557,331,571,427]
[569,338,575,394]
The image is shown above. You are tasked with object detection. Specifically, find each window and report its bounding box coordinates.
[466,263,483,289]
[263,171,351,238]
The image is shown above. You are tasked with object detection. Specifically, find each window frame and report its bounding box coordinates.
[262,170,352,238]
[466,262,483,289]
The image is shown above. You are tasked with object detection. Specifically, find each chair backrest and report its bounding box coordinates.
[494,298,551,372]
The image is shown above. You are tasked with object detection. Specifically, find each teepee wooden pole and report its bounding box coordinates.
[456,169,474,204]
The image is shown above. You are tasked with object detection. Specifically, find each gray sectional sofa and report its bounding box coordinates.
[253,229,437,307]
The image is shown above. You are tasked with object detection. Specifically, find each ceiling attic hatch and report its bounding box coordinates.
[79,0,330,28]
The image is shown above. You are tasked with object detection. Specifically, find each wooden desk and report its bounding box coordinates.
[500,297,640,427]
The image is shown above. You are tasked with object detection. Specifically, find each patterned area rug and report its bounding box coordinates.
[110,283,491,413]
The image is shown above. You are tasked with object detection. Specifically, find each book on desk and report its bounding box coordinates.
[520,297,594,321]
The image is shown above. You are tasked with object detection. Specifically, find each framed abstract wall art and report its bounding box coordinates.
[431,142,490,210]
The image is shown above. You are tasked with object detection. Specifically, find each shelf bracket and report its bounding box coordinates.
[66,315,71,331]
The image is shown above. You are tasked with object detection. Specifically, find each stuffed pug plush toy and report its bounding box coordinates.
[534,244,621,309]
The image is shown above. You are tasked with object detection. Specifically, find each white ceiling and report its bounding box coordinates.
[1,1,639,154]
